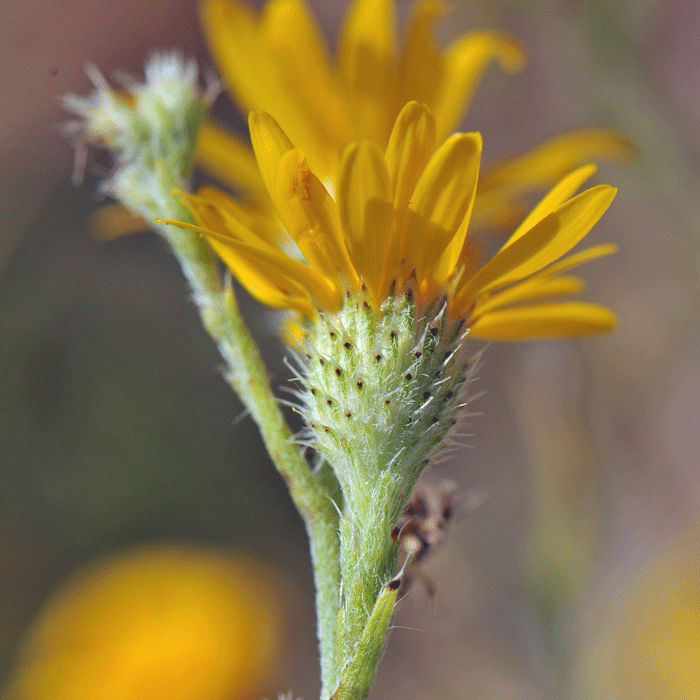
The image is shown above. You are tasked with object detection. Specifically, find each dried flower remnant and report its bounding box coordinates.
[62,54,216,222]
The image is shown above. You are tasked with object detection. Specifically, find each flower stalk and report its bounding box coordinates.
[64,55,342,698]
[161,204,342,700]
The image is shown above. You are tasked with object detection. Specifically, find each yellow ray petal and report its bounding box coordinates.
[534,243,618,279]
[159,217,339,312]
[275,148,357,286]
[179,188,280,254]
[473,275,584,316]
[156,217,314,313]
[202,0,330,180]
[397,1,443,112]
[487,184,617,291]
[200,0,278,114]
[196,121,266,195]
[433,31,524,141]
[260,0,347,176]
[209,238,316,315]
[219,239,341,312]
[430,135,484,287]
[383,101,437,277]
[504,164,597,246]
[261,0,336,107]
[248,111,295,200]
[468,302,617,340]
[201,0,325,170]
[404,132,482,285]
[452,205,564,315]
[472,129,630,229]
[213,237,342,313]
[479,128,633,193]
[189,186,280,245]
[338,0,395,144]
[337,141,394,299]
[384,101,437,216]
[155,214,277,265]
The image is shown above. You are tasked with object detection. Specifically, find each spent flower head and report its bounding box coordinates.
[63,53,215,220]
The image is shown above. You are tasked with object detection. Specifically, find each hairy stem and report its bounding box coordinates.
[154,195,340,698]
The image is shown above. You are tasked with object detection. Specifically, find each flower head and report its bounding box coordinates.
[582,529,700,700]
[175,104,618,668]
[3,546,281,700]
[165,102,616,341]
[197,0,630,236]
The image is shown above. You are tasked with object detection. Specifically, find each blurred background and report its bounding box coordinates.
[1,0,699,698]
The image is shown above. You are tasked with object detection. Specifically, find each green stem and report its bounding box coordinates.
[330,468,400,700]
[153,196,340,699]
[331,581,398,700]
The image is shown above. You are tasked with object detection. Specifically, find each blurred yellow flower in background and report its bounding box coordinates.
[3,545,283,700]
[199,0,523,188]
[581,529,700,700]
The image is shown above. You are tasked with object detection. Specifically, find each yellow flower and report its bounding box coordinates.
[197,0,630,233]
[3,545,282,700]
[164,102,617,340]
[581,529,700,700]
